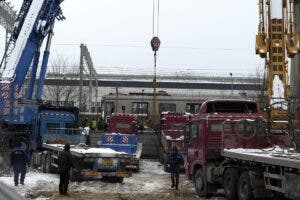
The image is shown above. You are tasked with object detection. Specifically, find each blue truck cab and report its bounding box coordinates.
[0,104,84,152]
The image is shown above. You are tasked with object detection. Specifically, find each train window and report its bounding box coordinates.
[186,103,201,114]
[132,102,148,115]
[159,103,176,113]
[105,102,115,115]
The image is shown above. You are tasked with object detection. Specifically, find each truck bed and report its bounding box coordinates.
[42,143,130,158]
[223,146,300,169]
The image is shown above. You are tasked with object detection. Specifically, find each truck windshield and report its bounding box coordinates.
[171,124,185,131]
[207,102,257,113]
[116,123,131,129]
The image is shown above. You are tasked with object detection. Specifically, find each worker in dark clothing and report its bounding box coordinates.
[58,143,74,195]
[81,117,88,128]
[168,146,184,190]
[10,143,29,186]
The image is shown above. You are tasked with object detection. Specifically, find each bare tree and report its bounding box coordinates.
[44,55,79,105]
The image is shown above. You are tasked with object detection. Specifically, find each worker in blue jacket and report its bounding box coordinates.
[168,146,184,190]
[10,143,29,186]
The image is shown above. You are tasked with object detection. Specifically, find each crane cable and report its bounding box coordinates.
[151,0,161,122]
[152,0,160,36]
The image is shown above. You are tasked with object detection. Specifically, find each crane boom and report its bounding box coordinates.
[0,0,64,123]
[256,0,300,124]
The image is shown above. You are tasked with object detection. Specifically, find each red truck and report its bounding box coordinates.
[105,114,142,171]
[159,112,188,171]
[185,99,299,200]
[107,114,139,134]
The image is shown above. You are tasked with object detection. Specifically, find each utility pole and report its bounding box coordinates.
[79,44,84,111]
[230,72,233,96]
[141,89,145,133]
[116,86,119,113]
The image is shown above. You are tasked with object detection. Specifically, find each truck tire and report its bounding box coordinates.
[71,169,83,182]
[116,177,124,183]
[223,168,239,200]
[238,171,253,200]
[194,169,208,197]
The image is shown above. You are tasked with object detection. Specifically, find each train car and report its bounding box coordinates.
[101,91,203,121]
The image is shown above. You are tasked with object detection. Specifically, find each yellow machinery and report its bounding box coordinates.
[256,0,300,128]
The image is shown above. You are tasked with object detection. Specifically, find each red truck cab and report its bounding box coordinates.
[107,114,138,134]
[185,99,295,199]
[159,112,189,171]
[185,100,262,194]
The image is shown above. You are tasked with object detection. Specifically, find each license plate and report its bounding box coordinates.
[102,158,113,166]
[83,171,98,177]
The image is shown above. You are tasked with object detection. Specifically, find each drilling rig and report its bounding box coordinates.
[256,0,300,130]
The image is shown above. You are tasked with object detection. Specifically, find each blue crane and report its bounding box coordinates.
[0,0,86,156]
[0,0,65,123]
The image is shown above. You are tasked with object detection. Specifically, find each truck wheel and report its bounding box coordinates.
[238,172,253,200]
[223,168,239,200]
[194,169,208,197]
[116,177,124,183]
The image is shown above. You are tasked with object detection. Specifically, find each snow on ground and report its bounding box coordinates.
[0,159,191,199]
[0,169,59,198]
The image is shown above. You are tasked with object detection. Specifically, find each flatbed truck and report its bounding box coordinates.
[31,143,132,182]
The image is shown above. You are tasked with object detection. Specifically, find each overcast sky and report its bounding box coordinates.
[6,0,263,76]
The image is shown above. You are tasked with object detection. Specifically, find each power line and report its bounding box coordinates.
[53,43,254,52]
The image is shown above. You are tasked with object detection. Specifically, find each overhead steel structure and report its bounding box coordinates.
[79,44,98,112]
